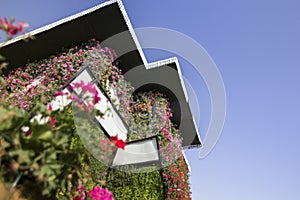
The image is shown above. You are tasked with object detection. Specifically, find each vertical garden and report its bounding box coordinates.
[0,38,192,199]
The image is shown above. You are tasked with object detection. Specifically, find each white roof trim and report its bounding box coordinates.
[116,0,148,66]
[182,150,191,172]
[146,57,177,69]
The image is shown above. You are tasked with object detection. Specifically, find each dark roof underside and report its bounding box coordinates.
[1,3,143,75]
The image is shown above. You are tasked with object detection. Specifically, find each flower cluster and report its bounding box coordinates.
[72,180,86,200]
[0,17,28,38]
[71,181,114,200]
[130,92,182,165]
[0,39,114,110]
[163,156,191,200]
[69,80,101,112]
[86,48,134,122]
[129,92,191,199]
[88,186,114,200]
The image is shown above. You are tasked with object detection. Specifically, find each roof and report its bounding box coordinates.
[0,0,202,148]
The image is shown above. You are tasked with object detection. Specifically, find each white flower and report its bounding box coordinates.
[21,126,30,132]
[106,80,120,108]
[50,89,72,111]
[30,114,49,125]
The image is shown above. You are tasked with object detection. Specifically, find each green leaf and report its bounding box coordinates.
[46,151,57,161]
[0,107,13,130]
[37,131,53,141]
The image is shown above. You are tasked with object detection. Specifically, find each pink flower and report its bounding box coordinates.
[22,73,28,79]
[94,91,101,104]
[48,104,53,111]
[82,82,96,93]
[54,90,69,98]
[88,186,114,200]
[54,91,64,97]
[0,18,28,35]
[72,180,86,200]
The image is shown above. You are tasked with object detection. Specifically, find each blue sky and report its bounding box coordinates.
[2,0,300,199]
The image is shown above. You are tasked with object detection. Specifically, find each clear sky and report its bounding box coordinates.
[2,0,300,199]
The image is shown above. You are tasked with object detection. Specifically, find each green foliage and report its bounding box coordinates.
[106,167,165,200]
[0,103,86,198]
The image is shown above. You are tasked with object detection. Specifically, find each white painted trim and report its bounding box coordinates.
[116,0,148,66]
[146,57,177,70]
[182,150,191,172]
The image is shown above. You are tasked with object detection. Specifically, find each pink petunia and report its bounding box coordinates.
[54,91,64,97]
[22,73,28,79]
[48,104,53,111]
[94,91,101,104]
[88,186,114,200]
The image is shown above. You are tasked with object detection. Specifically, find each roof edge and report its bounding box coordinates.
[0,0,116,47]
[182,150,192,172]
[0,0,148,68]
[116,0,148,66]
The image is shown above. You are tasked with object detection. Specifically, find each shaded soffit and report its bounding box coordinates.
[0,0,202,148]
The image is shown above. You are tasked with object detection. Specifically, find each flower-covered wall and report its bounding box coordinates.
[0,39,191,200]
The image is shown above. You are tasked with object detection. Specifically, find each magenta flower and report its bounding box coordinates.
[54,91,65,97]
[22,73,28,79]
[88,186,114,200]
[48,104,53,111]
[71,81,95,93]
[72,180,86,200]
[94,91,101,104]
